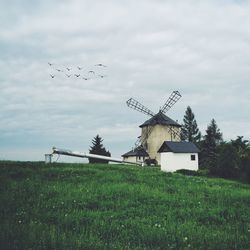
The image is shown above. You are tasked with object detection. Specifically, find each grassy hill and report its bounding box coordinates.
[0,161,250,250]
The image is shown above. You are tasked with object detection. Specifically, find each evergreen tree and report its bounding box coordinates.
[181,106,201,143]
[89,135,111,163]
[209,118,223,145]
[200,119,223,170]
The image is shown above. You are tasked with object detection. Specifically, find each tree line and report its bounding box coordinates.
[88,107,250,183]
[181,106,250,183]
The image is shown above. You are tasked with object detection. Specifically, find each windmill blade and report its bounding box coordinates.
[168,126,182,141]
[134,126,154,150]
[141,126,154,148]
[134,137,141,148]
[126,98,155,117]
[161,91,182,114]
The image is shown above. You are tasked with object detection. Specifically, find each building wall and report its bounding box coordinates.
[122,156,148,164]
[160,152,199,172]
[141,125,180,163]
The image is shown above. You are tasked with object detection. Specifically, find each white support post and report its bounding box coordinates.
[45,154,52,164]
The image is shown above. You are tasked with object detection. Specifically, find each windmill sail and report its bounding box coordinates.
[161,91,182,114]
[126,98,155,117]
[167,126,181,141]
[134,137,141,148]
[140,126,154,148]
[134,126,154,148]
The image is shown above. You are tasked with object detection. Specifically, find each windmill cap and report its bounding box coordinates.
[139,111,181,128]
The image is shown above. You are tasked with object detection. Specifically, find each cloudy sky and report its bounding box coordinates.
[1,0,250,162]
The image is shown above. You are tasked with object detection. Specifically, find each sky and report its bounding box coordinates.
[1,0,250,162]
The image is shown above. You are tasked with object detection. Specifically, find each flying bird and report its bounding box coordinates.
[77,66,83,70]
[82,77,89,80]
[66,74,71,77]
[48,62,53,66]
[56,69,63,72]
[50,74,55,78]
[98,75,107,78]
[88,70,95,74]
[95,64,107,67]
[66,67,71,71]
[75,74,80,77]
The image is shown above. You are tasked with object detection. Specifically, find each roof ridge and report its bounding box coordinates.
[139,111,181,128]
[158,141,200,153]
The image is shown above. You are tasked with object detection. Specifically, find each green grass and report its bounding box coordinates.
[0,161,250,250]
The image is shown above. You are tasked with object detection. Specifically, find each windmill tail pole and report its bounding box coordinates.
[51,147,142,166]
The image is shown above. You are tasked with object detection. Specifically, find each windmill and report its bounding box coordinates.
[125,91,182,163]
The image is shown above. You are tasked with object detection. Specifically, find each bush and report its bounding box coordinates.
[196,169,210,176]
[175,169,199,176]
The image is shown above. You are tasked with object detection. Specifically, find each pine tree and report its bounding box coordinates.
[200,119,223,170]
[89,135,111,163]
[209,119,223,145]
[181,106,201,143]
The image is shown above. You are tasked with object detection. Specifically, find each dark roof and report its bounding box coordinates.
[139,111,181,128]
[158,141,200,153]
[122,146,149,157]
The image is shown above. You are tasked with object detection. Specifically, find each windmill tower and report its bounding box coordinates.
[125,91,182,164]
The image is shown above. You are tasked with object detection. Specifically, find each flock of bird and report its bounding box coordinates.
[48,62,107,80]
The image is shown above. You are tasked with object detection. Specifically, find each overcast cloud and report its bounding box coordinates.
[1,0,250,161]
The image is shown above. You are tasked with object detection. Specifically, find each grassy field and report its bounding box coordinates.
[0,161,250,250]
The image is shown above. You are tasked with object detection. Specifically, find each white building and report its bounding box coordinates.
[158,141,200,172]
[122,146,149,164]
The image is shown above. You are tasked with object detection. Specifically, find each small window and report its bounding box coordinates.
[138,156,141,160]
[191,154,196,161]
